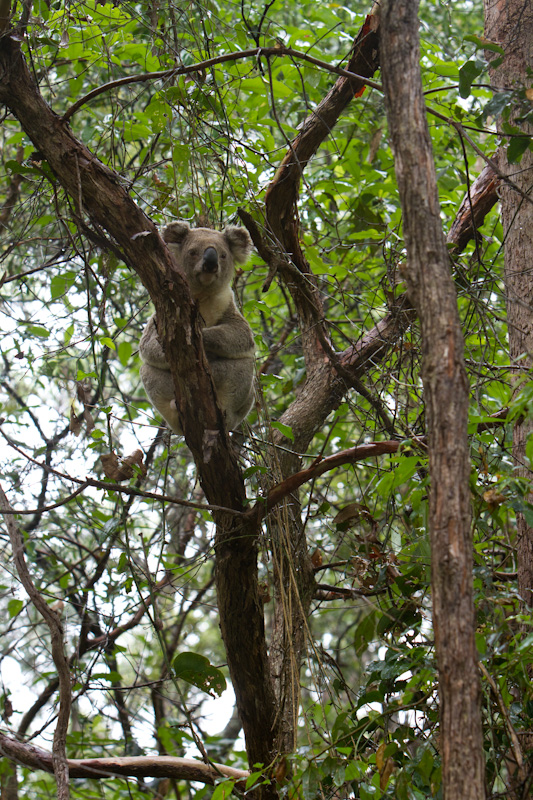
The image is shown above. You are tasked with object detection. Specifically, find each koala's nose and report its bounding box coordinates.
[202,247,219,273]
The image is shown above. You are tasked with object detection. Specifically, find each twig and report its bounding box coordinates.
[479,662,526,784]
[248,439,421,520]
[0,428,244,516]
[426,106,533,208]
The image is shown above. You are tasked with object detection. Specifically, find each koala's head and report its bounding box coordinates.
[162,221,252,297]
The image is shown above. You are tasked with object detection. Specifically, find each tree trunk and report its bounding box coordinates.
[484,0,533,610]
[380,2,485,798]
[484,0,533,777]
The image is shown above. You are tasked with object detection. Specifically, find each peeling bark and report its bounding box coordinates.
[0,733,249,786]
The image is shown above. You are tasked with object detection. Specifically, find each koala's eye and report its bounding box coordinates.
[220,252,228,260]
[188,248,198,257]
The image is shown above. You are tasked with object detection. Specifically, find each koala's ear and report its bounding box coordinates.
[224,226,253,264]
[162,221,190,245]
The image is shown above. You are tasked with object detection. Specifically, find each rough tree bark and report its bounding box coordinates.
[380,2,485,799]
[484,0,533,610]
[484,0,533,780]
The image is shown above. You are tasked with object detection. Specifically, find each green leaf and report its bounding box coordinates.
[211,780,235,800]
[26,325,50,339]
[99,336,116,351]
[64,324,74,346]
[482,91,513,120]
[345,761,362,781]
[242,465,268,479]
[172,652,227,697]
[458,59,485,99]
[76,370,98,380]
[271,421,294,442]
[117,341,133,367]
[50,272,76,300]
[7,599,24,618]
[507,136,531,164]
[463,34,505,55]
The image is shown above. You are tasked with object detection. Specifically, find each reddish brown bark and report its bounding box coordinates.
[264,3,380,368]
[380,1,485,798]
[446,164,500,253]
[484,0,533,781]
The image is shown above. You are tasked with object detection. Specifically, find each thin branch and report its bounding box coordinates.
[249,439,414,520]
[0,483,71,800]
[62,45,381,122]
[426,106,533,208]
[0,429,244,516]
[479,662,525,783]
[17,572,172,738]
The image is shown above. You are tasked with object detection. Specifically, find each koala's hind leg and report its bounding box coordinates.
[140,363,182,434]
[209,358,255,430]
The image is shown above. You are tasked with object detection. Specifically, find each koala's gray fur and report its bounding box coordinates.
[139,221,255,433]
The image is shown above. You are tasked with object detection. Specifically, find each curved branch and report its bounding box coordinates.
[263,7,381,367]
[0,34,276,774]
[0,484,71,799]
[251,439,410,520]
[0,732,249,787]
[62,45,381,123]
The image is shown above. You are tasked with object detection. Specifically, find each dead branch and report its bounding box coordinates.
[0,732,249,787]
[447,164,500,252]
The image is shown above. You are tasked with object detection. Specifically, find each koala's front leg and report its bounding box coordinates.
[139,316,168,369]
[202,319,254,360]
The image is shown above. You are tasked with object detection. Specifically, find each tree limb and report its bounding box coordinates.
[0,484,71,800]
[62,45,381,123]
[0,733,249,787]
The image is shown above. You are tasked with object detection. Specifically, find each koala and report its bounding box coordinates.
[139,221,255,434]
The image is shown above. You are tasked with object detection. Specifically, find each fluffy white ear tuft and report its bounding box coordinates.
[162,221,191,245]
[224,226,253,264]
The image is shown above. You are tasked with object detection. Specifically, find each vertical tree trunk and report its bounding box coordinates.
[484,0,533,611]
[380,2,485,798]
[484,0,533,776]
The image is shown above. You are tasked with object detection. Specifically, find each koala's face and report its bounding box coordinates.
[178,230,233,294]
[163,222,252,298]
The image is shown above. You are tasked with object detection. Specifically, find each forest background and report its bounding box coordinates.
[0,0,532,799]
